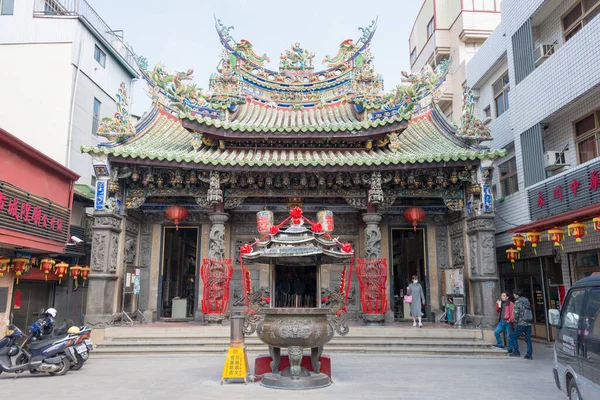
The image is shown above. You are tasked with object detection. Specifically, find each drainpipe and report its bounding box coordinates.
[66,37,84,169]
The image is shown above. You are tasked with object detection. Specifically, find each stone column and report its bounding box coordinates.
[203,211,229,324]
[86,212,123,326]
[362,213,382,259]
[465,215,499,328]
[361,212,385,324]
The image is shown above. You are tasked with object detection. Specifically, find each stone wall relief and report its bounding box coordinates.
[436,225,449,269]
[91,233,107,271]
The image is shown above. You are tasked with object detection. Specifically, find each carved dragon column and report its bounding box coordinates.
[86,212,123,326]
[465,160,499,329]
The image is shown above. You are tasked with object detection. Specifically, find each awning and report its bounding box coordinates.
[508,203,600,233]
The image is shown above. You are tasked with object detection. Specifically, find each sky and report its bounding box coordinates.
[87,0,423,115]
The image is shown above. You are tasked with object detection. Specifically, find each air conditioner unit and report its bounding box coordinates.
[534,44,557,67]
[545,151,569,171]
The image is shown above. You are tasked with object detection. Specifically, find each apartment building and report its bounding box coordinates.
[467,0,600,340]
[409,0,502,123]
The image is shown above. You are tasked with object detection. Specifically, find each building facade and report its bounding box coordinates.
[0,0,139,325]
[409,0,502,123]
[82,19,506,329]
[0,128,79,332]
[467,0,600,340]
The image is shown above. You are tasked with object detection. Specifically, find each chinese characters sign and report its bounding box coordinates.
[529,163,600,221]
[0,181,70,244]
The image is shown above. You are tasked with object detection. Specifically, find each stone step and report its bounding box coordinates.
[92,345,506,357]
[98,339,493,348]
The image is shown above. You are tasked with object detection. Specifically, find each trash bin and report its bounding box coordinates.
[452,295,465,327]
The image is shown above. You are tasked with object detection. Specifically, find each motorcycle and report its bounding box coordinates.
[65,325,94,370]
[0,319,78,377]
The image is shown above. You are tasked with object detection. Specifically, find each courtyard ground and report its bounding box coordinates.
[1,342,563,400]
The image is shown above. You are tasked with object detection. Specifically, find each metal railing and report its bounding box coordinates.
[33,0,138,71]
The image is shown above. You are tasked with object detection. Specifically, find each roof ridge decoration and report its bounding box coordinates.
[96,82,136,143]
[456,89,493,147]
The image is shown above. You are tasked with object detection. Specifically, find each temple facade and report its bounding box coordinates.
[82,19,505,328]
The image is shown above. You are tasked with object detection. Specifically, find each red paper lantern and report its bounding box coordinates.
[165,205,189,231]
[506,248,518,269]
[567,221,586,243]
[70,265,82,288]
[526,231,541,255]
[548,227,565,248]
[55,262,69,284]
[0,257,9,277]
[593,217,600,231]
[40,259,54,281]
[12,258,29,284]
[80,266,91,287]
[290,207,303,219]
[403,207,426,231]
[511,234,525,252]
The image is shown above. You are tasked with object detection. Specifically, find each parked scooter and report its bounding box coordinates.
[0,312,78,377]
[65,325,94,370]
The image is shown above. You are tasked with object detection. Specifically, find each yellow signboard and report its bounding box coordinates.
[221,347,248,384]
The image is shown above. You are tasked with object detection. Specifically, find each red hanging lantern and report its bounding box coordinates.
[70,265,82,287]
[0,257,10,277]
[165,205,189,231]
[526,231,542,255]
[593,217,600,231]
[403,207,426,232]
[40,259,54,281]
[12,258,29,285]
[80,266,91,287]
[511,234,525,252]
[506,248,518,269]
[55,262,69,284]
[567,221,586,243]
[548,227,565,248]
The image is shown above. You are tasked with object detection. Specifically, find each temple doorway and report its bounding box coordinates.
[274,265,318,308]
[390,228,426,320]
[159,226,199,319]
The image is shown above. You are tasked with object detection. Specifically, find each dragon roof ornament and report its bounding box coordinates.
[96,82,136,143]
[456,89,492,147]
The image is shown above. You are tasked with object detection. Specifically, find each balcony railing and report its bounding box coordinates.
[527,158,600,221]
[33,0,138,72]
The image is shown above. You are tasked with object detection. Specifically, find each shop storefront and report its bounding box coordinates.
[0,127,79,331]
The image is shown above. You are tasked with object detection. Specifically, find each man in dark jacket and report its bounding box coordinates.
[509,289,533,359]
[493,292,514,350]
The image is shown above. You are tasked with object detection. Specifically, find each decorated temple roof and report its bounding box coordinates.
[82,106,504,170]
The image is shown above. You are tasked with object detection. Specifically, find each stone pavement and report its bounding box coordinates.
[1,342,562,400]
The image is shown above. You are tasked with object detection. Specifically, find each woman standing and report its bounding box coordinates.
[408,275,425,328]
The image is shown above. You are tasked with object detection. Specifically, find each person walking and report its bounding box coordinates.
[510,289,533,360]
[407,275,425,328]
[493,292,514,350]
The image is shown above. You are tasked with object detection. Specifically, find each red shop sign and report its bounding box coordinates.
[0,181,70,244]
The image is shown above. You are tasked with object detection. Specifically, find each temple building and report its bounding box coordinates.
[82,19,505,327]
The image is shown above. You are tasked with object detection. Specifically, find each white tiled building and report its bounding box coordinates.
[467,0,600,340]
[409,0,502,124]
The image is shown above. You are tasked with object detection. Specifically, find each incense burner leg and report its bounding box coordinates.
[288,346,303,380]
[311,346,323,374]
[269,346,281,375]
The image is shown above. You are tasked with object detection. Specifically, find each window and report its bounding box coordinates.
[498,157,518,196]
[562,0,600,42]
[1,0,15,15]
[574,250,600,280]
[493,72,510,117]
[427,17,434,39]
[410,47,417,65]
[574,110,600,163]
[483,106,491,122]
[94,45,106,68]
[92,98,101,135]
[585,290,600,339]
[561,289,586,329]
